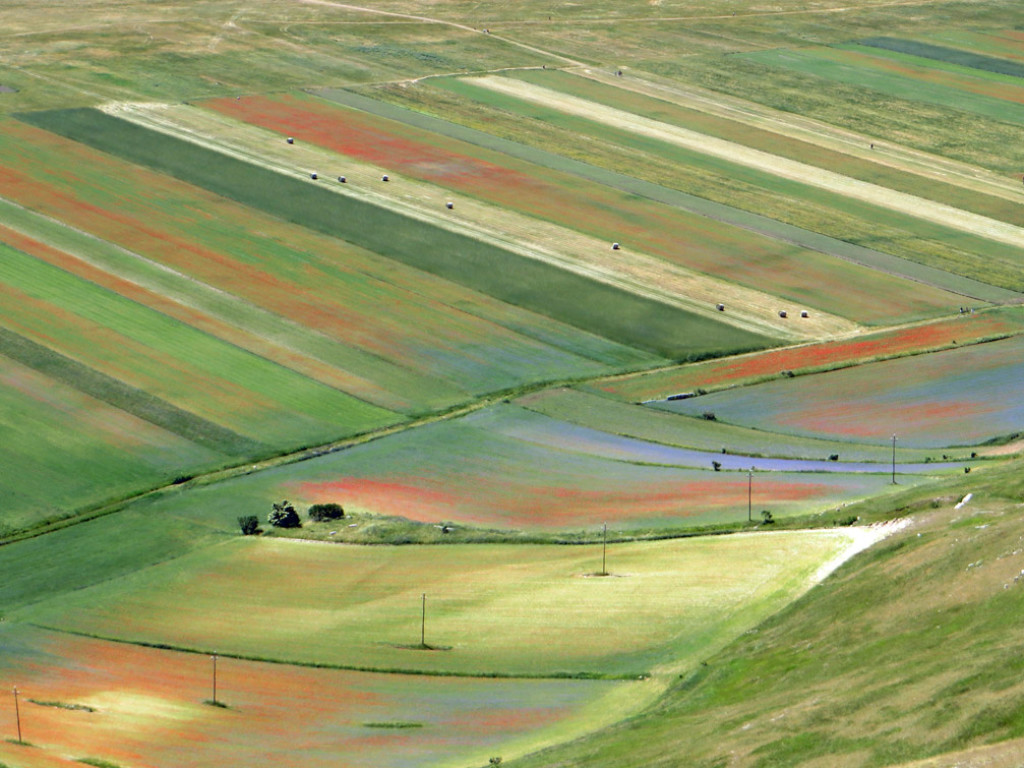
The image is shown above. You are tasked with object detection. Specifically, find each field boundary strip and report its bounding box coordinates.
[324,87,1018,304]
[29,624,645,681]
[15,106,778,360]
[470,75,1024,254]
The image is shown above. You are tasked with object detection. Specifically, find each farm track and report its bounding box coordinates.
[577,67,1024,207]
[101,101,852,340]
[473,76,1024,251]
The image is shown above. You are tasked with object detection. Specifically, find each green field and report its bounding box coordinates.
[14,532,851,678]
[5,1,1024,767]
[18,107,776,361]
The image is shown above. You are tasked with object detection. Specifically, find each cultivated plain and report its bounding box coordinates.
[2,1,1024,767]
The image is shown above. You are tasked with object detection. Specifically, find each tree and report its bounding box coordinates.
[237,515,260,535]
[308,502,345,522]
[761,510,774,525]
[269,500,301,528]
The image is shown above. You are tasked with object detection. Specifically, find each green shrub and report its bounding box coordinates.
[268,501,301,529]
[237,515,260,535]
[309,503,345,522]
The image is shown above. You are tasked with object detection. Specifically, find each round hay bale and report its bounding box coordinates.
[310,172,318,180]
[446,201,454,209]
[338,176,346,183]
[717,303,725,311]
[611,242,620,250]
[778,310,787,318]
[381,174,390,182]
[287,137,294,144]
[800,310,809,318]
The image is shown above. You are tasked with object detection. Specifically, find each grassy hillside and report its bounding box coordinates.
[512,457,1024,768]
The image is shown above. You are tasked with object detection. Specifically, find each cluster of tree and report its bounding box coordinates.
[308,502,345,522]
[237,500,345,534]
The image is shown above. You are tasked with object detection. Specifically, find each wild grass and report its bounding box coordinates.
[28,699,96,713]
[744,47,1024,128]
[76,759,122,768]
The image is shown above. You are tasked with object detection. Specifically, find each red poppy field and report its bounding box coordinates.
[597,308,1024,402]
[0,119,651,417]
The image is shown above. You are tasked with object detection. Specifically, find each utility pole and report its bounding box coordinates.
[892,434,897,485]
[13,686,21,743]
[421,593,427,648]
[211,654,217,704]
[748,468,753,522]
[601,522,608,576]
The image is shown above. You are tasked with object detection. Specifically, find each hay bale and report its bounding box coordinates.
[446,201,454,209]
[338,175,346,183]
[381,174,389,182]
[310,172,318,180]
[800,310,809,318]
[778,310,787,318]
[287,137,294,144]
[717,303,725,311]
[611,242,620,250]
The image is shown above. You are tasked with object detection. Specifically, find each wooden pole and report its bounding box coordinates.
[421,593,426,647]
[601,523,608,575]
[748,469,753,522]
[211,654,217,704]
[891,434,897,485]
[13,686,21,743]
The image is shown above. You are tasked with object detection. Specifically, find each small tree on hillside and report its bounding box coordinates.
[269,500,301,528]
[237,515,260,535]
[308,502,345,522]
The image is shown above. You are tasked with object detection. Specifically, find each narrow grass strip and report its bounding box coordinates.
[0,327,263,457]
[860,37,1024,79]
[16,107,775,361]
[31,625,646,681]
